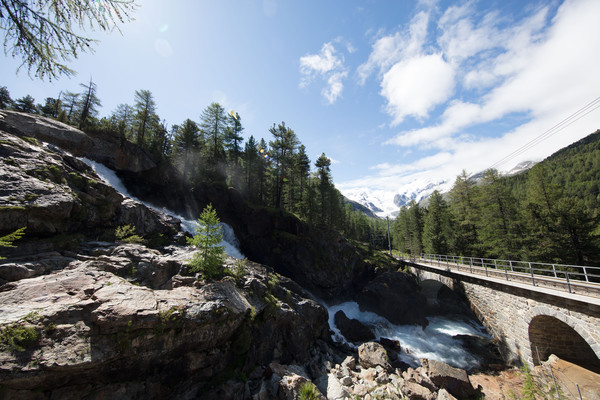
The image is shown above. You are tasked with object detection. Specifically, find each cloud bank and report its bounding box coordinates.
[342,0,600,195]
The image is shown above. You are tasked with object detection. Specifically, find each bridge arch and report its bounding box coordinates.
[419,279,446,306]
[527,308,600,371]
[418,278,473,315]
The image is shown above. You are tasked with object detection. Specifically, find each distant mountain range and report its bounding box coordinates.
[343,160,538,219]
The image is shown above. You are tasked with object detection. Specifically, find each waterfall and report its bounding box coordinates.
[325,301,489,370]
[80,158,244,259]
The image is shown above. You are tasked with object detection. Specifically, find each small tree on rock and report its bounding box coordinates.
[187,204,225,279]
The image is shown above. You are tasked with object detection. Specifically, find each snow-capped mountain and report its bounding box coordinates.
[342,177,452,218]
[342,161,536,218]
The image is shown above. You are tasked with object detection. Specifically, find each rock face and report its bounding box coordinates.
[0,110,155,172]
[0,129,178,261]
[355,271,430,327]
[0,243,329,398]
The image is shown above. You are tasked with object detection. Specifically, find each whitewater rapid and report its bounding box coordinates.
[326,301,489,370]
[80,158,244,259]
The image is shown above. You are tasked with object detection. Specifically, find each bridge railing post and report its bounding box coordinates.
[583,266,589,283]
[504,262,508,281]
[509,260,514,272]
[469,258,473,274]
[552,264,557,278]
[529,262,535,286]
[484,259,488,277]
[566,271,572,293]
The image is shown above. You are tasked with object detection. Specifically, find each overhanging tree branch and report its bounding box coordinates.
[0,0,137,80]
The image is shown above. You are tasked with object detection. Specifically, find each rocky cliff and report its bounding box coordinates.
[0,242,330,399]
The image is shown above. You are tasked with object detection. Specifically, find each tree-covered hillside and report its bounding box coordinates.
[394,130,600,267]
[0,84,383,244]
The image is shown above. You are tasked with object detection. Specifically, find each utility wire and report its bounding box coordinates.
[487,96,600,171]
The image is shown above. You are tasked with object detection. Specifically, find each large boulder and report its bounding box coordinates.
[355,271,429,327]
[358,342,392,372]
[334,310,375,344]
[420,358,476,399]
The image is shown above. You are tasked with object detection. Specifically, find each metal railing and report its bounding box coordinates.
[400,253,600,298]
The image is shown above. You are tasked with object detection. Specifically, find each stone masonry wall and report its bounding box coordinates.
[459,279,600,368]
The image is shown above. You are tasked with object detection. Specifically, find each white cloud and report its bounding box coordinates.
[357,11,429,85]
[299,40,350,104]
[382,0,600,149]
[381,53,455,125]
[322,71,348,105]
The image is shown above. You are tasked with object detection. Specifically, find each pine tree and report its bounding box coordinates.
[449,170,479,256]
[77,78,101,129]
[200,102,227,181]
[269,122,298,209]
[423,191,452,254]
[61,91,79,123]
[187,204,226,280]
[112,103,135,140]
[172,119,202,183]
[133,89,158,147]
[315,153,332,225]
[224,111,244,187]
[39,97,62,118]
[296,145,311,202]
[13,95,36,113]
[0,86,14,109]
[478,169,522,259]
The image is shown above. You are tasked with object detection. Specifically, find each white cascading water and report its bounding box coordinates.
[80,158,244,259]
[326,301,489,370]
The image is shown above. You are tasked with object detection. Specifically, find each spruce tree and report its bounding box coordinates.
[423,191,452,254]
[172,119,202,183]
[269,122,298,209]
[187,204,226,280]
[133,89,158,147]
[200,102,227,181]
[0,86,13,109]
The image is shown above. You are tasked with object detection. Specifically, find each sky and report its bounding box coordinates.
[2,0,600,212]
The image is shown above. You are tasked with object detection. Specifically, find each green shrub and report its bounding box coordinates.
[115,225,144,244]
[231,258,248,286]
[0,324,39,352]
[298,381,321,400]
[0,227,26,260]
[520,362,539,400]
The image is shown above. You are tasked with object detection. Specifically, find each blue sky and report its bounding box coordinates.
[2,0,599,211]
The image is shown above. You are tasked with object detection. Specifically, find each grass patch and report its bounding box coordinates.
[0,312,41,353]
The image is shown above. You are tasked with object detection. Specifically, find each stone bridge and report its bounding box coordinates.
[406,258,600,370]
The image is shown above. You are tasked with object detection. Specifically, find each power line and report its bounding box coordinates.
[488,96,600,171]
